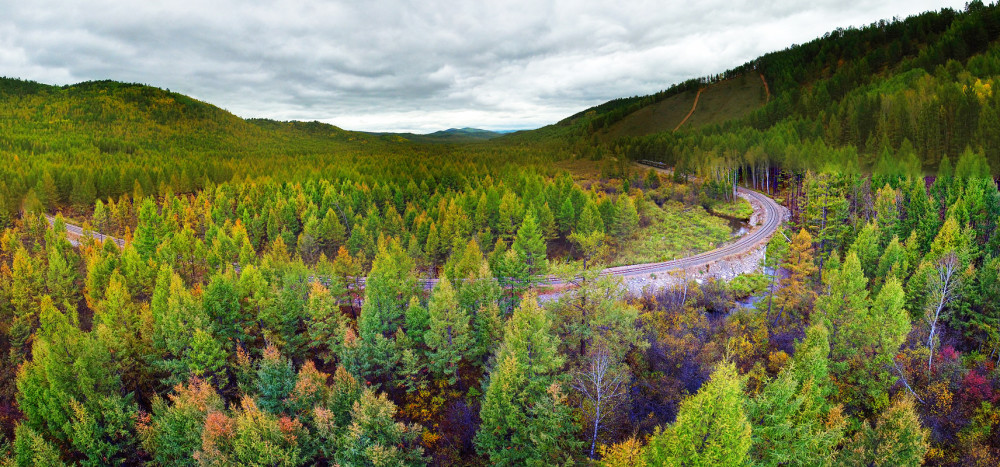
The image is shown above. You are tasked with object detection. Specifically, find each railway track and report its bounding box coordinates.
[45,165,785,291]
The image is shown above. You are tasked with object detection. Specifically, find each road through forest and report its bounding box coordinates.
[45,162,785,293]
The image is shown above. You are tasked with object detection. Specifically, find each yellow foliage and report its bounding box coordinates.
[599,436,647,467]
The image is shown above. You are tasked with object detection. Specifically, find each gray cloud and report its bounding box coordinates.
[0,0,971,132]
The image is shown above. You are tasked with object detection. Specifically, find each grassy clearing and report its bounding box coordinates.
[552,158,605,185]
[597,73,766,141]
[611,200,731,266]
[710,197,753,219]
[682,73,767,129]
[727,272,770,299]
[600,91,696,140]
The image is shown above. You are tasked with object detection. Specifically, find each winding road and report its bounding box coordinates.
[46,163,785,290]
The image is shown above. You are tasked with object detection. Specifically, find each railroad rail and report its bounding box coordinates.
[45,163,784,291]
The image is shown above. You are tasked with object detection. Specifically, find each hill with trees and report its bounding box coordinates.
[3,2,1000,466]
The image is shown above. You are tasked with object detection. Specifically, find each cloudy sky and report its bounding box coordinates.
[0,0,972,133]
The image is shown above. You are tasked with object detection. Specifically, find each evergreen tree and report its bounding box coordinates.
[133,197,162,259]
[747,325,845,466]
[557,197,576,237]
[837,397,929,465]
[424,277,472,385]
[773,229,818,325]
[141,378,223,467]
[475,294,577,465]
[335,390,427,466]
[849,221,883,280]
[611,194,639,241]
[645,362,752,466]
[512,210,548,278]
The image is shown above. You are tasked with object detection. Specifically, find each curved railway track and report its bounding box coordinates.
[46,164,785,291]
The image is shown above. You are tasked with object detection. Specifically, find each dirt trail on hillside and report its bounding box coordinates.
[673,87,704,132]
[760,73,771,103]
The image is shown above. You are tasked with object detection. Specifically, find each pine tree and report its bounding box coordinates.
[876,235,909,285]
[17,296,122,448]
[645,362,752,466]
[424,277,472,385]
[557,197,576,237]
[335,390,427,466]
[814,252,871,363]
[306,281,349,365]
[837,396,929,465]
[576,200,606,236]
[13,424,67,466]
[874,183,900,243]
[353,237,417,383]
[133,197,162,259]
[773,229,818,325]
[141,378,224,467]
[512,209,548,278]
[254,345,297,415]
[747,325,845,466]
[849,221,882,280]
[612,194,639,241]
[475,294,577,464]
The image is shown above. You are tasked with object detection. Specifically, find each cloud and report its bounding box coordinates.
[0,0,971,132]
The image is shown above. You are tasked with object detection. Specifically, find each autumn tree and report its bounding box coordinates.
[837,396,929,465]
[772,229,818,325]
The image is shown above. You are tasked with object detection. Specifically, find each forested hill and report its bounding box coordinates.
[516,1,1000,177]
[0,77,463,220]
[0,77,391,155]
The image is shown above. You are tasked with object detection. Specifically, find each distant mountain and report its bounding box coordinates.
[369,127,506,143]
[426,127,502,139]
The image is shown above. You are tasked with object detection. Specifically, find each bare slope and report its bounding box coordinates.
[598,73,767,140]
[679,73,767,130]
[599,89,698,140]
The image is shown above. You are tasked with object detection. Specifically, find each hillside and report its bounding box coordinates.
[597,73,768,140]
[5,4,1000,466]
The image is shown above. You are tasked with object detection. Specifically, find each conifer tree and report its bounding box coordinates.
[773,229,818,325]
[612,194,639,241]
[747,325,845,466]
[557,197,576,237]
[475,295,577,464]
[837,397,929,465]
[336,390,427,466]
[141,378,224,467]
[306,281,349,365]
[133,197,162,259]
[645,362,751,466]
[354,237,417,383]
[512,210,548,277]
[850,221,883,280]
[424,277,472,385]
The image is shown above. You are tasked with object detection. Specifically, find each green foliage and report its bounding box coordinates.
[335,391,427,466]
[254,345,297,415]
[424,277,472,385]
[512,210,548,277]
[476,295,577,465]
[747,325,845,466]
[141,378,224,467]
[645,362,751,466]
[12,424,65,467]
[837,397,929,465]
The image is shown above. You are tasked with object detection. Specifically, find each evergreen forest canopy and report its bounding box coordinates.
[2,1,1000,465]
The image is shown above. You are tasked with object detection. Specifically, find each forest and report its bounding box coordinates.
[3,2,1000,466]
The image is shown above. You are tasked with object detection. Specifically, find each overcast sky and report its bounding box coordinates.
[0,0,973,133]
